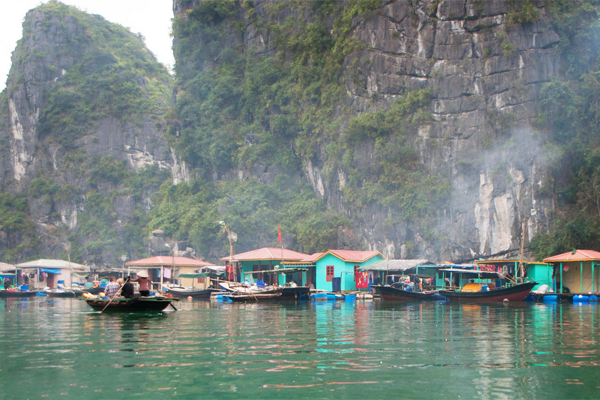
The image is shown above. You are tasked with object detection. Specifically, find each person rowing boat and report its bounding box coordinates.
[131,270,151,296]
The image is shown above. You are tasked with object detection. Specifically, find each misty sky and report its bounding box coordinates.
[0,0,174,91]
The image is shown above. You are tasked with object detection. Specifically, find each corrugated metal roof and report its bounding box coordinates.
[16,259,89,270]
[543,249,600,262]
[126,256,214,267]
[316,249,384,263]
[300,253,324,263]
[220,247,309,262]
[0,262,14,272]
[360,259,433,271]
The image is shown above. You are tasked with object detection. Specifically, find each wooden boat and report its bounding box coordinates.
[228,292,283,302]
[439,281,537,302]
[0,290,37,298]
[375,285,447,301]
[45,289,79,298]
[163,286,224,299]
[84,296,178,311]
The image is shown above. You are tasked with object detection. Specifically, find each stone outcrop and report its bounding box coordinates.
[0,4,175,264]
[173,0,559,262]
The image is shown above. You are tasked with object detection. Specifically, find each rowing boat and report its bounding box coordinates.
[84,296,178,311]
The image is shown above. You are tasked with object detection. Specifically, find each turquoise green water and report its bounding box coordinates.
[1,298,599,399]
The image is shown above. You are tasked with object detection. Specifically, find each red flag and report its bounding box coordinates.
[278,225,282,244]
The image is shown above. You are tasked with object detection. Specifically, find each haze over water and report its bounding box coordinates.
[1,299,599,399]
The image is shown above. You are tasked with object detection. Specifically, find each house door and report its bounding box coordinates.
[46,273,55,289]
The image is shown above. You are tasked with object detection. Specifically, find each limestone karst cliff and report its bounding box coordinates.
[2,0,599,266]
[0,1,174,263]
[168,0,569,262]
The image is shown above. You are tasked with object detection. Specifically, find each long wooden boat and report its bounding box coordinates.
[0,290,37,298]
[228,292,283,302]
[439,281,537,302]
[84,296,178,311]
[375,285,447,301]
[163,287,224,299]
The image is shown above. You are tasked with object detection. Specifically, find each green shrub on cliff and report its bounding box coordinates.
[531,1,600,259]
[34,1,171,147]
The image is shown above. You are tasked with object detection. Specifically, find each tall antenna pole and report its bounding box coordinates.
[519,218,527,282]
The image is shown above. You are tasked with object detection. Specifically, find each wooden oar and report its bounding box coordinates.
[101,285,123,313]
[153,282,178,311]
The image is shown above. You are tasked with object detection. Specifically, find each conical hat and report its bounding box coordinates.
[136,270,148,278]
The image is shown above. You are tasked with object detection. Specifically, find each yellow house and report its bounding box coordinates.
[543,249,600,294]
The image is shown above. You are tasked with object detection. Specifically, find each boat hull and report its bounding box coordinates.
[0,290,37,298]
[439,282,537,302]
[376,285,442,301]
[163,287,223,299]
[280,287,310,299]
[85,297,175,311]
[228,292,283,302]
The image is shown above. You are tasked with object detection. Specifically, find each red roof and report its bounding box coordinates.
[300,252,324,263]
[220,247,309,262]
[316,249,384,263]
[543,250,600,263]
[126,256,214,267]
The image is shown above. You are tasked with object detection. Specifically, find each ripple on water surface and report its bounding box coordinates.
[1,298,599,399]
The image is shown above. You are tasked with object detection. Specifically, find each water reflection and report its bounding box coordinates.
[1,298,600,399]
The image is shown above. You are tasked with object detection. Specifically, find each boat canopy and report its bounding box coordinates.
[245,267,309,275]
[41,268,61,274]
[438,268,500,279]
[179,272,217,278]
[359,259,434,272]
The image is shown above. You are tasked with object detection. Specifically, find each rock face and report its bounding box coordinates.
[172,0,558,261]
[338,0,559,261]
[0,3,174,264]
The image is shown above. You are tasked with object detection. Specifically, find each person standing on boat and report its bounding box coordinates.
[121,276,135,299]
[105,276,120,298]
[131,270,151,296]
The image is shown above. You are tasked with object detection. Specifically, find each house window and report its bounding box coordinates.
[326,265,334,282]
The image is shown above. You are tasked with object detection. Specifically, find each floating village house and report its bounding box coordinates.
[0,262,15,288]
[220,247,310,286]
[543,250,600,294]
[300,250,385,291]
[126,256,216,290]
[475,260,553,291]
[15,259,90,289]
[359,259,436,286]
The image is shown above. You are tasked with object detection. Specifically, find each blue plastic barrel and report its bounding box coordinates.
[589,295,598,302]
[57,280,65,285]
[573,295,589,302]
[20,285,29,292]
[542,295,558,303]
[345,294,356,302]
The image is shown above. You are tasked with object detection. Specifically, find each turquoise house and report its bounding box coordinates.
[220,247,309,285]
[311,250,385,292]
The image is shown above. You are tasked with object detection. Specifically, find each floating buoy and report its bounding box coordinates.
[503,298,509,303]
